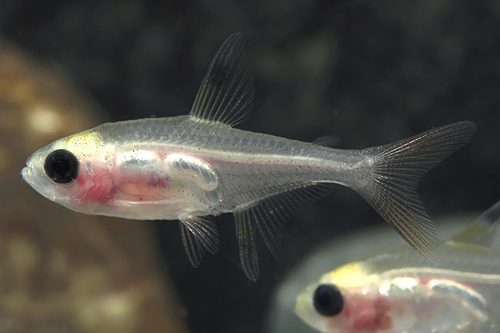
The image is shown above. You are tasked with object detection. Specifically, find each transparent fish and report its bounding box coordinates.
[295,200,500,332]
[22,33,476,280]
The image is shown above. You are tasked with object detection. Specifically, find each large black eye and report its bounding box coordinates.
[313,284,344,317]
[44,149,79,184]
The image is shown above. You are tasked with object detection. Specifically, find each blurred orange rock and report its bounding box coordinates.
[0,38,188,333]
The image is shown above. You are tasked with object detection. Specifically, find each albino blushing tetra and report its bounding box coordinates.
[22,33,476,280]
[295,200,500,332]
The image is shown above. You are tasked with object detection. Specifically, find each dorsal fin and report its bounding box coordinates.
[312,135,340,148]
[188,33,254,127]
[451,200,500,247]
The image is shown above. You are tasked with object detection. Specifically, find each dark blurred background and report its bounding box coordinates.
[1,1,499,332]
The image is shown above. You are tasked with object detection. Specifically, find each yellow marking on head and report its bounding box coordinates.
[59,130,105,156]
[319,262,373,288]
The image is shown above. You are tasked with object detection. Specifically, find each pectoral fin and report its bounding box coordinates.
[188,33,254,127]
[179,216,219,267]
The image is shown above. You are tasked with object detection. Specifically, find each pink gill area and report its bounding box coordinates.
[76,164,170,205]
[342,295,393,332]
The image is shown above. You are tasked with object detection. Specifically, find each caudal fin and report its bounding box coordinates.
[357,121,477,263]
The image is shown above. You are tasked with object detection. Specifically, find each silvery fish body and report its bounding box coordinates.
[22,33,476,280]
[44,115,367,220]
[295,201,500,333]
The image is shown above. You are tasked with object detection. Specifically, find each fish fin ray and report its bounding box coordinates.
[179,221,206,267]
[451,200,500,247]
[234,184,334,280]
[358,121,477,263]
[188,33,254,127]
[234,209,259,281]
[179,215,219,267]
[254,184,334,260]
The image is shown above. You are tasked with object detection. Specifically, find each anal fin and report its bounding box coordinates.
[234,184,334,281]
[234,210,259,281]
[179,215,219,267]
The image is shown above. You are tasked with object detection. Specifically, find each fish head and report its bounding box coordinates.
[22,129,112,213]
[295,262,393,332]
[295,280,342,332]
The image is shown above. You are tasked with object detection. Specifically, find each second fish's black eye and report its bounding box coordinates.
[44,149,79,184]
[313,284,344,317]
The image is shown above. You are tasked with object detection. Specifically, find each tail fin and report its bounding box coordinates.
[357,121,477,263]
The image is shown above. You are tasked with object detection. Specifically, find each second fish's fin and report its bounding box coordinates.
[358,121,477,264]
[179,216,220,267]
[234,184,334,281]
[451,200,500,247]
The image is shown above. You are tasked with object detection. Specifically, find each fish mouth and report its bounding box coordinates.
[22,150,44,184]
[21,164,39,190]
[21,165,34,185]
[21,156,57,202]
[22,169,57,202]
[294,291,308,318]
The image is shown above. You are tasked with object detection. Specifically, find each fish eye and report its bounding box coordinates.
[313,284,344,317]
[44,149,79,184]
